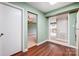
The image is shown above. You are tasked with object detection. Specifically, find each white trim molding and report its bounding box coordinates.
[23,48,28,52]
[37,39,76,49]
[47,40,76,49]
[76,10,79,56]
[37,40,48,46]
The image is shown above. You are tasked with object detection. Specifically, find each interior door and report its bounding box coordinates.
[0,3,22,56]
[0,7,3,55]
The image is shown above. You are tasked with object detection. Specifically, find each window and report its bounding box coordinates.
[49,13,68,43]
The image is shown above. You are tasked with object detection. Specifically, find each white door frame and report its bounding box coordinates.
[76,10,79,56]
[0,2,25,52]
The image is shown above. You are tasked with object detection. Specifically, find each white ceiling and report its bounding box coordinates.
[27,2,74,13]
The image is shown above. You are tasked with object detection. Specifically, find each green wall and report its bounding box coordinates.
[68,12,76,46]
[10,2,48,49]
[9,2,78,49]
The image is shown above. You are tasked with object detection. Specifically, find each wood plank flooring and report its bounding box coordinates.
[12,41,76,56]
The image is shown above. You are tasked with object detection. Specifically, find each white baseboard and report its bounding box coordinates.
[37,40,49,46]
[48,40,76,49]
[23,48,28,52]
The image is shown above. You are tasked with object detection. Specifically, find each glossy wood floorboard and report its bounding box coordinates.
[27,42,49,56]
[12,41,76,56]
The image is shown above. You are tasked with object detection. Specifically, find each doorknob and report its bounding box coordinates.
[0,33,4,37]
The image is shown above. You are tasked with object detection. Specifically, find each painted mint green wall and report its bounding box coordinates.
[45,2,79,17]
[68,12,76,46]
[10,2,48,49]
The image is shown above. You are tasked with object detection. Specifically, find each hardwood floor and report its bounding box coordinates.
[12,41,76,56]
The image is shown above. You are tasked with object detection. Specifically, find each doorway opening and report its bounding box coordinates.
[27,11,38,48]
